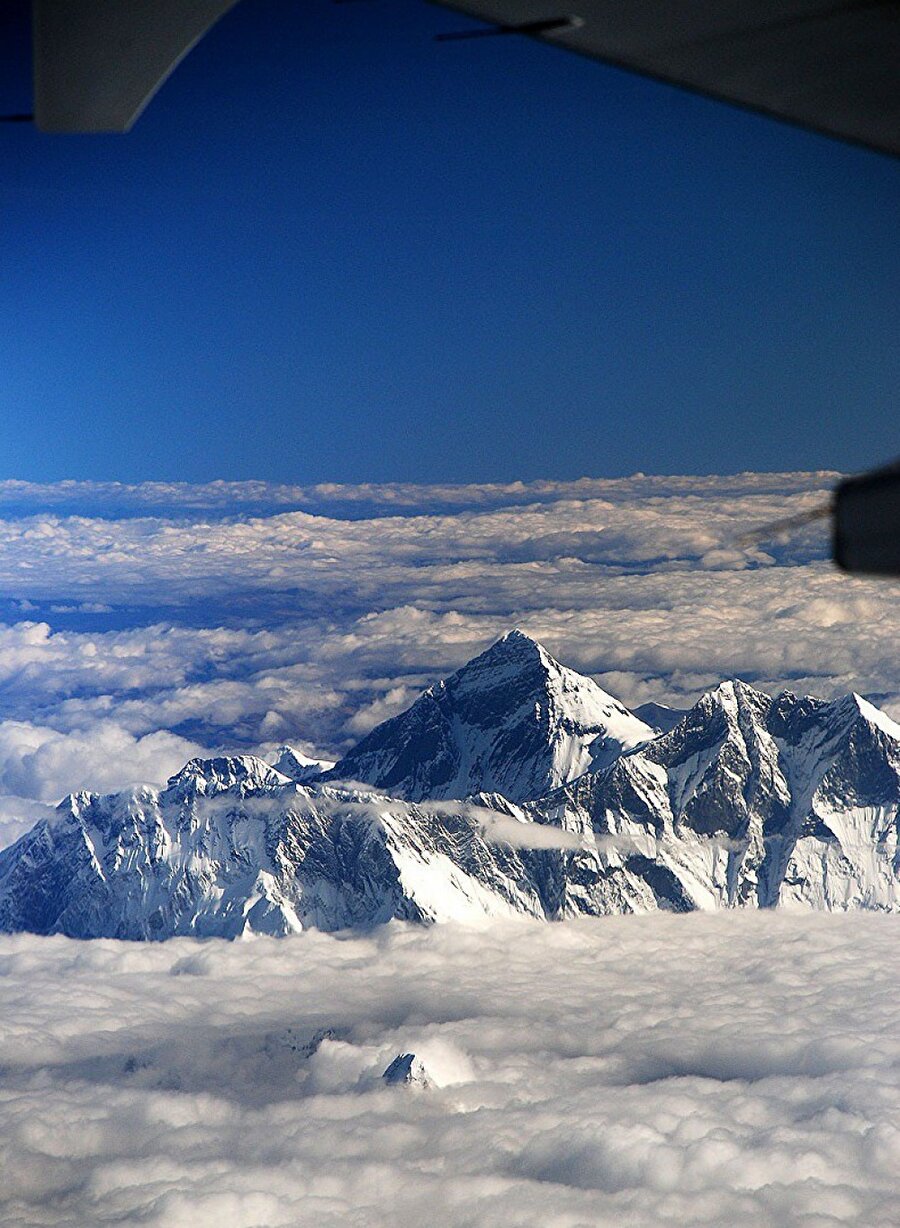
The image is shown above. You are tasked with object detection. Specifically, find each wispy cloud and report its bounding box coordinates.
[0,471,840,517]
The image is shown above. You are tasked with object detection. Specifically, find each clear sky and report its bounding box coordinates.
[0,0,897,485]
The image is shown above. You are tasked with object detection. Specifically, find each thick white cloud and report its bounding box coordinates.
[0,914,897,1226]
[0,719,206,804]
[0,794,56,850]
[0,481,895,1221]
[0,473,896,831]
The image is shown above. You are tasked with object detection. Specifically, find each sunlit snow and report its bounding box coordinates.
[0,476,897,1225]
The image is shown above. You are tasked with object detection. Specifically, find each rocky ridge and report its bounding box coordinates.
[0,632,897,938]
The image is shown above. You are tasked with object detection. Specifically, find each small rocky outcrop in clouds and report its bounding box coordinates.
[0,633,897,938]
[382,1053,435,1089]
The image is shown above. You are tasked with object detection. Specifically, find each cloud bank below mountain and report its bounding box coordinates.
[1,914,897,1227]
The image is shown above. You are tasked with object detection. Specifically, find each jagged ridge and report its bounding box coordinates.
[557,681,900,912]
[0,635,897,938]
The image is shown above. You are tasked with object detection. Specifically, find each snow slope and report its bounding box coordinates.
[325,629,653,802]
[0,755,556,938]
[0,637,897,938]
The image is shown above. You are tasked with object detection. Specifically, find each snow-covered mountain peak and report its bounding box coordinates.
[647,678,772,763]
[703,677,771,716]
[489,626,543,653]
[848,693,900,740]
[437,628,558,697]
[164,754,291,800]
[769,689,900,753]
[473,627,558,671]
[561,672,900,913]
[269,745,336,784]
[0,662,898,937]
[326,632,653,802]
[65,788,98,809]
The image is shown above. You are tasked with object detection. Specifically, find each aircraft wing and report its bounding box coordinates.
[429,0,900,158]
[30,2,899,154]
[33,0,240,133]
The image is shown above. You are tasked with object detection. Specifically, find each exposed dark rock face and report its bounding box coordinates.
[0,638,897,939]
[324,630,652,803]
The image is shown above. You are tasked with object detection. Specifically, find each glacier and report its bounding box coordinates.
[0,630,897,938]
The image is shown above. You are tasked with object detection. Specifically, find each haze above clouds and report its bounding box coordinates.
[0,472,896,847]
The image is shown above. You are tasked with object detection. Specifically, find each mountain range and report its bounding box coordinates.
[0,630,897,938]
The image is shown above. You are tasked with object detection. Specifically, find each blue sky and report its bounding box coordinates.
[0,0,897,484]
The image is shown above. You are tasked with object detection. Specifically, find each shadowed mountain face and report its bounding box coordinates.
[323,630,653,803]
[558,681,900,912]
[0,636,898,939]
[634,702,688,734]
[0,760,554,940]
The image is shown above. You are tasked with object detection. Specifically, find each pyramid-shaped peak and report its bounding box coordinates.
[270,745,336,783]
[714,677,765,697]
[501,627,540,645]
[327,629,651,803]
[704,678,771,709]
[674,680,773,740]
[846,693,900,739]
[486,628,549,657]
[464,629,566,680]
[271,744,320,767]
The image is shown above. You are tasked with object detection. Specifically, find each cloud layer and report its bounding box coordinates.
[1,483,895,1224]
[0,473,896,848]
[1,913,897,1226]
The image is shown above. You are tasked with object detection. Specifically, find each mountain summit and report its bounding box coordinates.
[0,635,897,940]
[324,630,653,802]
[560,679,900,911]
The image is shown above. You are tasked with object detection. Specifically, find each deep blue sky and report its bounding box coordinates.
[0,0,897,485]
